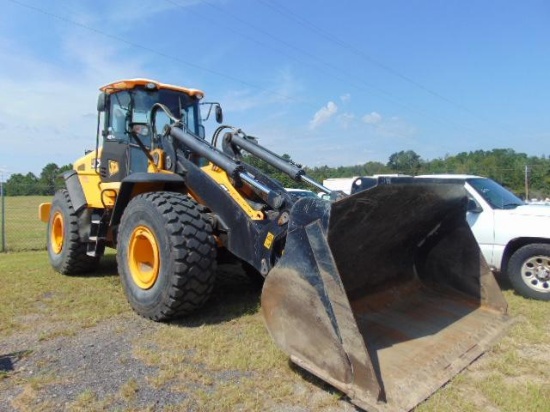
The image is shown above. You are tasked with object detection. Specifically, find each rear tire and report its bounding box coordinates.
[47,189,99,275]
[507,243,550,300]
[117,192,217,320]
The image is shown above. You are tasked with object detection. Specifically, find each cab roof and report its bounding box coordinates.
[100,78,204,99]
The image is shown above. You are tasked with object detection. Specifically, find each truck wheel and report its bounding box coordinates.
[47,189,99,274]
[117,192,217,320]
[507,244,550,300]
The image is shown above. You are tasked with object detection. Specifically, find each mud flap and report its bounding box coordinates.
[261,179,511,411]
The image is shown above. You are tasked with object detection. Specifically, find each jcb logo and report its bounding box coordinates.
[109,160,119,176]
[264,232,274,249]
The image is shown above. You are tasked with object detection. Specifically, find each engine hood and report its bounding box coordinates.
[508,204,550,217]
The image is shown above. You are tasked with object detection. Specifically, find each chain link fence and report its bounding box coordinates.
[0,181,63,252]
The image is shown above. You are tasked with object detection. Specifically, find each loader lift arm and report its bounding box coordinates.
[160,121,335,276]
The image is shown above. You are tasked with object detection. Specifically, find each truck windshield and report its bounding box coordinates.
[467,178,525,209]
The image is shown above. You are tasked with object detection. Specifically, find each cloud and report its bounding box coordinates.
[221,66,302,114]
[363,113,417,139]
[360,111,416,139]
[309,101,338,129]
[340,93,351,103]
[0,18,157,175]
[362,111,382,125]
[338,113,355,129]
[375,116,417,139]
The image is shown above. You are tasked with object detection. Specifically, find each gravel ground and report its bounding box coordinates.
[0,313,185,411]
[0,264,355,412]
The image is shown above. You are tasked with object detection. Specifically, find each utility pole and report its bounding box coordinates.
[524,165,530,201]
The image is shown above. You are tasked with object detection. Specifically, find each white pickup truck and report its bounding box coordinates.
[350,174,550,301]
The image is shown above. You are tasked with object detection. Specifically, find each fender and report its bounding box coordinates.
[63,170,88,213]
[109,172,186,227]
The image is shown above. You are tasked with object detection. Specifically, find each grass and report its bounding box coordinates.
[417,291,550,412]
[1,195,51,252]
[0,251,549,411]
[0,251,126,338]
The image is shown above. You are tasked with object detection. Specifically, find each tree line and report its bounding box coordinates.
[3,148,550,199]
[251,148,550,200]
[2,163,72,196]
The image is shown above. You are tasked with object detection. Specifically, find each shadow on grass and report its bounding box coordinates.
[60,253,119,278]
[288,361,359,410]
[170,263,262,327]
[81,256,262,325]
[493,271,513,291]
[91,253,119,277]
[0,350,32,373]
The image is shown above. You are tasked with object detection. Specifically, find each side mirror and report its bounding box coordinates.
[97,92,107,112]
[215,104,223,123]
[201,102,224,123]
[467,198,483,213]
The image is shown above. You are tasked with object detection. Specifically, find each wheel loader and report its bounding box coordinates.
[39,79,512,411]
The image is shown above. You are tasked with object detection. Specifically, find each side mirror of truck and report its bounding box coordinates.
[467,198,483,213]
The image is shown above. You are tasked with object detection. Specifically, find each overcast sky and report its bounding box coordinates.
[1,0,549,177]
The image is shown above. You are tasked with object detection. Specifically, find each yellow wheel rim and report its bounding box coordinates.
[50,211,64,254]
[128,225,160,290]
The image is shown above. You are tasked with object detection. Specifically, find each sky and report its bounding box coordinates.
[1,0,549,178]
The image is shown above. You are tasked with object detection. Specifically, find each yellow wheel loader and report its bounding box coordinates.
[39,79,512,411]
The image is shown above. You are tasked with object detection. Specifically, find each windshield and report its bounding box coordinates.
[107,88,201,141]
[467,178,525,209]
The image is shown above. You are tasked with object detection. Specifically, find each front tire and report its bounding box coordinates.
[117,192,217,321]
[47,189,99,275]
[507,243,550,300]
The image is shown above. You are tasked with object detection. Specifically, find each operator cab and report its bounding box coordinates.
[96,79,205,183]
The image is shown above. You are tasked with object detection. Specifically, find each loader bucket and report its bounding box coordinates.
[261,178,511,412]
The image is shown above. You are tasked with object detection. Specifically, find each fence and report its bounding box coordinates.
[0,182,63,252]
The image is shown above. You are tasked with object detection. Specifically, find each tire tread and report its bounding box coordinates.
[49,189,99,275]
[118,192,217,320]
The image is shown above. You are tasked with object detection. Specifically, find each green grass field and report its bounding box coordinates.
[0,250,549,411]
[1,196,51,252]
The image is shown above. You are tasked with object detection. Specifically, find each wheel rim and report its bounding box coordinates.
[520,255,550,293]
[128,225,160,290]
[50,211,64,254]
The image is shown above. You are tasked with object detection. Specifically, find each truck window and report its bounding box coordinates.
[468,178,524,209]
